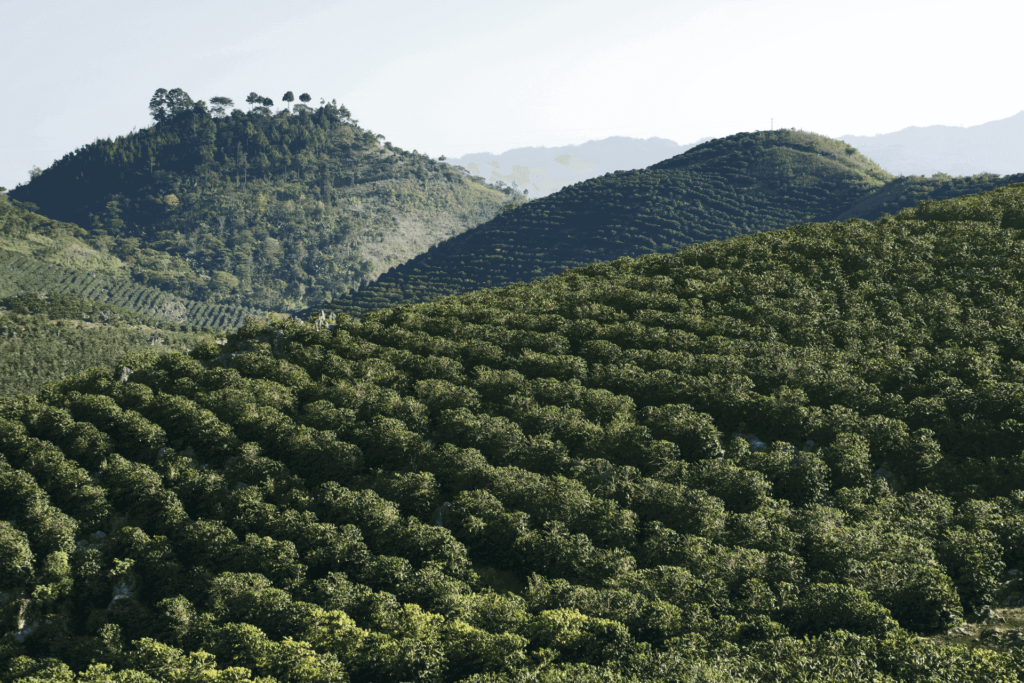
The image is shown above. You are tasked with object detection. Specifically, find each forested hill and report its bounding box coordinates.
[5,184,1024,681]
[649,129,892,201]
[323,129,1023,317]
[8,89,511,312]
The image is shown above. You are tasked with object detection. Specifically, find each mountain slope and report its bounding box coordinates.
[325,130,1024,318]
[0,193,126,279]
[0,304,214,398]
[837,171,1024,221]
[841,110,1024,177]
[650,129,891,202]
[0,192,266,329]
[3,184,1024,680]
[9,91,511,311]
[0,191,264,394]
[320,130,889,316]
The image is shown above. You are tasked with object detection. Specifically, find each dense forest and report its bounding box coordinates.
[327,131,1024,318]
[8,89,512,311]
[3,184,1024,681]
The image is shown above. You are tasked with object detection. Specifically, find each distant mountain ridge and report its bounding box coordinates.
[447,136,711,198]
[840,111,1024,177]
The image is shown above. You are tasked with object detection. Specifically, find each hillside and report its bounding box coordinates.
[837,171,1024,222]
[8,89,511,311]
[0,193,127,280]
[323,130,1024,317]
[0,192,266,328]
[841,110,1024,177]
[3,184,1024,680]
[0,300,215,398]
[0,192,267,393]
[0,250,266,331]
[447,135,709,198]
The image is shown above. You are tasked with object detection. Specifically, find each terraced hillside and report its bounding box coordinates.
[0,250,264,329]
[327,130,1024,317]
[0,309,214,398]
[837,171,1024,221]
[3,184,1024,681]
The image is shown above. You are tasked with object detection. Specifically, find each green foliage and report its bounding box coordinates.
[0,251,265,329]
[5,183,1024,680]
[2,293,154,325]
[0,311,214,398]
[10,91,511,311]
[0,521,34,590]
[782,583,898,637]
[0,192,124,277]
[0,191,266,330]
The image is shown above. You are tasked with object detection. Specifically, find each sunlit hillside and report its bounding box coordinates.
[4,184,1024,681]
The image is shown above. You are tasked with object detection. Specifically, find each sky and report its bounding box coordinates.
[1,0,1022,190]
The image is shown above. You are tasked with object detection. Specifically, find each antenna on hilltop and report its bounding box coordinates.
[771,118,773,132]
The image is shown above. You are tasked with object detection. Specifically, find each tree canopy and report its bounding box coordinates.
[3,183,1024,680]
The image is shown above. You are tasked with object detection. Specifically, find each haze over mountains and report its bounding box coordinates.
[446,136,712,198]
[840,110,1024,177]
[447,111,1024,202]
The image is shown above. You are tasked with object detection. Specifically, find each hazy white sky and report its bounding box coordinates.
[2,0,1021,190]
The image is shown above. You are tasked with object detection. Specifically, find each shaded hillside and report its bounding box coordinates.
[0,191,266,394]
[4,185,1024,680]
[325,130,1024,318]
[837,171,1024,221]
[322,130,890,316]
[447,135,709,198]
[9,90,510,311]
[0,251,264,330]
[841,110,1024,177]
